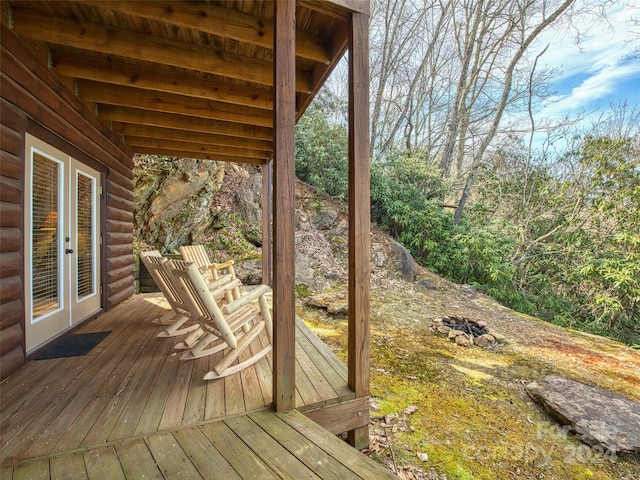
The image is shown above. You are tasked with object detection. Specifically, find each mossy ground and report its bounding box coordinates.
[297,282,640,480]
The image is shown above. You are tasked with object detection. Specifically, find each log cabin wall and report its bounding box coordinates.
[0,24,135,380]
[0,99,25,380]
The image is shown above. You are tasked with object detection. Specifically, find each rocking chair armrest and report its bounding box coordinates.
[209,278,242,301]
[214,259,235,270]
[203,259,235,275]
[206,273,233,290]
[223,285,271,315]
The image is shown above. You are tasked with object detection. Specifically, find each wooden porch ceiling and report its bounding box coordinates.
[4,0,368,164]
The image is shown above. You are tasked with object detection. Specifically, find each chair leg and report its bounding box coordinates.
[203,345,271,380]
[178,319,255,361]
[156,315,200,338]
[179,332,226,360]
[259,295,273,344]
[174,327,204,349]
[153,310,178,326]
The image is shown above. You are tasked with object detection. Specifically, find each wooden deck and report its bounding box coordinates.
[1,294,395,479]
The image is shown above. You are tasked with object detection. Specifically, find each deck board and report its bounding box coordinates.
[158,357,194,430]
[12,458,49,480]
[277,411,398,480]
[146,432,204,480]
[204,351,227,419]
[249,412,362,480]
[83,446,126,480]
[0,294,395,479]
[172,427,242,480]
[199,421,281,479]
[226,415,320,479]
[182,355,209,424]
[107,334,175,441]
[115,438,163,480]
[50,451,88,480]
[53,330,153,451]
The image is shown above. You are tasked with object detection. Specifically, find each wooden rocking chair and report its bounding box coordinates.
[140,251,241,342]
[164,259,273,380]
[139,250,200,338]
[178,244,240,302]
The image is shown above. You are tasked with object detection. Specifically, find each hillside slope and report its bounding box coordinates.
[134,158,640,480]
[291,178,640,480]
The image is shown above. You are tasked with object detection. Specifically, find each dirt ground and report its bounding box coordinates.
[298,260,640,480]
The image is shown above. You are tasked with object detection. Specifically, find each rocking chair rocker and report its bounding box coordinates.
[140,251,241,343]
[164,259,273,380]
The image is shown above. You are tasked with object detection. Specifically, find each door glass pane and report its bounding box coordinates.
[77,173,94,298]
[32,153,60,318]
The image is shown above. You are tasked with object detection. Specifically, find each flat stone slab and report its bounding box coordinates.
[526,375,640,454]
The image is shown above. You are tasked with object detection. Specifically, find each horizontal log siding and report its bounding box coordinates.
[105,181,135,309]
[0,97,25,381]
[0,24,135,379]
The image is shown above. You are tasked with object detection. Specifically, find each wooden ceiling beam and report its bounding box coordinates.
[77,80,273,128]
[298,25,349,119]
[132,146,266,165]
[301,0,370,16]
[83,1,334,65]
[98,106,273,141]
[114,124,272,152]
[53,54,273,111]
[11,7,313,93]
[124,136,269,159]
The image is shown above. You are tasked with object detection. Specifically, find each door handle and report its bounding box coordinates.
[65,248,74,254]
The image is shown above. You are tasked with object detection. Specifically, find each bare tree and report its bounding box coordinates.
[367,0,622,223]
[453,0,577,223]
[378,0,452,155]
[369,0,429,152]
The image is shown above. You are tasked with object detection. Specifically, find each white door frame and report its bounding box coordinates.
[24,133,102,353]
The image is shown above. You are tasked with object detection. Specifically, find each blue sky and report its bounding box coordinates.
[533,2,640,126]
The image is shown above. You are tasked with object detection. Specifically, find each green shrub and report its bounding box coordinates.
[295,92,349,199]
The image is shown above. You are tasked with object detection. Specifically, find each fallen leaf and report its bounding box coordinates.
[417,452,429,462]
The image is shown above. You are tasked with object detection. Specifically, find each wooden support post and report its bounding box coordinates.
[272,0,296,412]
[261,161,272,287]
[347,10,371,450]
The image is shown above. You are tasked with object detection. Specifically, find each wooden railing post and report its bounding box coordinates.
[347,10,371,450]
[272,0,296,412]
[261,161,272,287]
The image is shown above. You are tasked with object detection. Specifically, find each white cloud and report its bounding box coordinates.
[556,61,640,110]
[536,3,638,77]
[533,2,640,120]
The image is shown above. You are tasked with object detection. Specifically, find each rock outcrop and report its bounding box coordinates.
[525,375,640,454]
[134,156,434,290]
[134,157,225,251]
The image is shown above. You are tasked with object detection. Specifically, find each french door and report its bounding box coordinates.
[25,134,102,352]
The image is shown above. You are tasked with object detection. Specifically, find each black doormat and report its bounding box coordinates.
[35,331,111,360]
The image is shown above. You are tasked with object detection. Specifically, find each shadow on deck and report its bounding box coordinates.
[1,294,396,479]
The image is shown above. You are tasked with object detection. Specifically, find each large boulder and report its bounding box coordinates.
[295,253,315,284]
[389,241,418,282]
[525,375,640,454]
[307,292,348,314]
